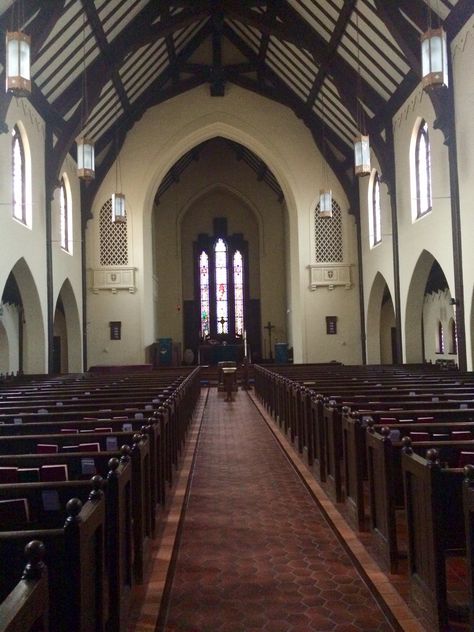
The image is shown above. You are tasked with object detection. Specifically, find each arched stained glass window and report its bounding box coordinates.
[196,226,247,341]
[415,120,432,218]
[437,320,444,354]
[199,251,210,337]
[12,125,25,223]
[234,250,244,335]
[215,238,229,334]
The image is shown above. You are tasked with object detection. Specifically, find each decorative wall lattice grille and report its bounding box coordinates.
[314,199,343,263]
[99,199,128,266]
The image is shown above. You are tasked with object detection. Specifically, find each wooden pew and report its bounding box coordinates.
[401,445,467,632]
[0,436,150,586]
[463,464,474,632]
[0,540,49,632]
[0,492,106,632]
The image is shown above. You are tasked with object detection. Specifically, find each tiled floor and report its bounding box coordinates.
[129,388,430,632]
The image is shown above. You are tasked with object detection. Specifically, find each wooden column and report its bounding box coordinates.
[355,211,367,364]
[81,187,89,372]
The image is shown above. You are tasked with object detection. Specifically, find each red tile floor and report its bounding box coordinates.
[129,388,429,632]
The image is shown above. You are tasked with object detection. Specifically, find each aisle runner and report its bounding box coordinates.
[160,389,394,632]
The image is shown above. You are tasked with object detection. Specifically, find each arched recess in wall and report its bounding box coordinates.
[1,258,45,373]
[152,137,287,365]
[405,251,453,363]
[53,278,82,373]
[139,105,303,361]
[366,272,396,364]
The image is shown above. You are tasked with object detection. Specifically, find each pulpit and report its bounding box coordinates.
[217,361,238,401]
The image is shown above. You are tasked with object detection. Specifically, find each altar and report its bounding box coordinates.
[198,343,244,365]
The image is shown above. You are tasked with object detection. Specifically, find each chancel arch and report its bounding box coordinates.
[152,137,287,365]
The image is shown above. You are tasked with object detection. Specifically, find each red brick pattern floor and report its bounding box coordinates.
[160,389,397,632]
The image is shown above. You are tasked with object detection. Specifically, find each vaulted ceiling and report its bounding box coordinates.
[0,0,472,214]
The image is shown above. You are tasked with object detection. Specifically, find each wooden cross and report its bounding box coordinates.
[218,316,227,333]
[264,321,275,360]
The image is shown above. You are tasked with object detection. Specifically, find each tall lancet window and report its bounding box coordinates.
[215,238,229,334]
[415,120,432,218]
[12,125,25,223]
[199,252,210,337]
[195,222,248,341]
[234,251,244,335]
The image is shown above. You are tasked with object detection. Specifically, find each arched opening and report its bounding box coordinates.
[405,252,455,364]
[1,258,45,373]
[152,137,286,365]
[366,272,396,364]
[54,279,82,373]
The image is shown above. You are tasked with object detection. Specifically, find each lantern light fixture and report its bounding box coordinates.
[77,14,94,180]
[76,137,95,180]
[353,7,371,177]
[319,90,332,218]
[354,134,371,177]
[6,30,31,97]
[421,26,449,89]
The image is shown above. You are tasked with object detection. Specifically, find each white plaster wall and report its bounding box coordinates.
[0,99,47,372]
[87,84,361,365]
[452,15,474,368]
[51,155,83,371]
[393,87,454,361]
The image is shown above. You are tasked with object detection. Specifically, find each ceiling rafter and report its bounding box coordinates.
[210,0,225,96]
[81,0,131,115]
[223,24,358,212]
[306,0,357,108]
[162,2,179,85]
[52,2,209,114]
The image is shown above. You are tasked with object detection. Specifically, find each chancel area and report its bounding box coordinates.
[1,1,474,632]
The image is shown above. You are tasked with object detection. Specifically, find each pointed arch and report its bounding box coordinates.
[54,278,82,373]
[3,258,46,373]
[366,272,395,364]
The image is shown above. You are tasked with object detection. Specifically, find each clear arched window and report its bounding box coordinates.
[59,176,73,253]
[12,125,26,224]
[369,170,382,246]
[437,321,444,354]
[415,119,432,218]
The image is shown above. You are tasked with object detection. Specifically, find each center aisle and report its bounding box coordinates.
[158,388,396,632]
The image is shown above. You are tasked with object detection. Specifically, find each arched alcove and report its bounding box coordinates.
[405,252,454,363]
[54,278,82,373]
[366,272,396,364]
[2,258,45,373]
[152,137,287,364]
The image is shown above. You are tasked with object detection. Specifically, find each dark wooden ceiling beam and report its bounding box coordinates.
[81,0,131,114]
[52,3,209,113]
[210,0,225,95]
[257,0,280,79]
[372,1,421,76]
[306,0,357,107]
[445,0,474,38]
[162,3,180,85]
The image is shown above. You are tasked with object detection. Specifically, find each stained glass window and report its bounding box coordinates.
[60,178,71,252]
[12,126,25,223]
[199,251,210,337]
[215,238,228,334]
[234,250,244,335]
